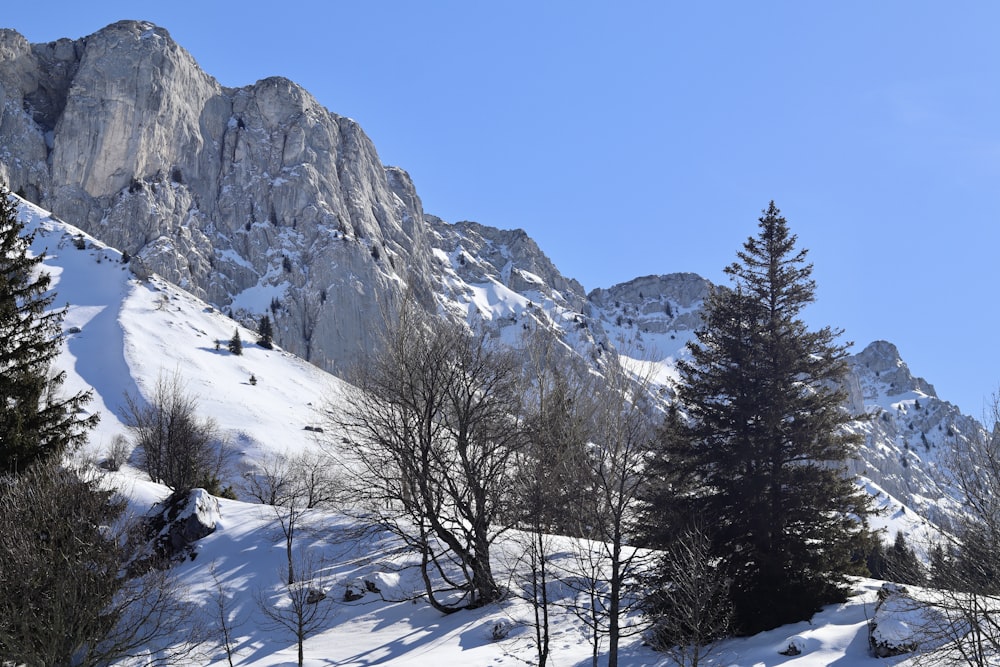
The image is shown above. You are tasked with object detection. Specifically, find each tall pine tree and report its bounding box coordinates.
[646,202,871,635]
[0,184,98,473]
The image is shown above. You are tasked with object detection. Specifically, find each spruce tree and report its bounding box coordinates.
[0,184,98,473]
[258,314,274,349]
[228,328,243,355]
[648,202,871,635]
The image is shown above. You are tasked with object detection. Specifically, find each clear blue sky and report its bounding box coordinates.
[6,2,1000,420]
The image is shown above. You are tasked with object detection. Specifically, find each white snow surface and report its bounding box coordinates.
[20,196,948,665]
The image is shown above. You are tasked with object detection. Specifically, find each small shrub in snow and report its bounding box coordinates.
[778,635,807,656]
[104,434,130,471]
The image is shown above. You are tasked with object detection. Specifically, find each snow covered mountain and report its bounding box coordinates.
[17,188,949,666]
[0,20,982,537]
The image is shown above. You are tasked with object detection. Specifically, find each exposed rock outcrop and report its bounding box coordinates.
[0,21,434,371]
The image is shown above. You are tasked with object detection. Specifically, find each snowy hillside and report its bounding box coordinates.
[22,196,960,665]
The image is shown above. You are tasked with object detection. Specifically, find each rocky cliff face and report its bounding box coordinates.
[0,21,433,370]
[846,340,981,523]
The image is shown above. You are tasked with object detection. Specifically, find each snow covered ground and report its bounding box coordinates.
[20,197,953,665]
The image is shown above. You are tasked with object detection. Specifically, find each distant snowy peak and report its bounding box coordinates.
[847,340,982,525]
[588,273,711,336]
[428,215,588,315]
[589,272,712,310]
[852,340,937,399]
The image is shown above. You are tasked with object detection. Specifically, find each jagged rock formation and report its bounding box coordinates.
[847,340,981,523]
[587,281,983,525]
[588,272,710,335]
[0,21,433,370]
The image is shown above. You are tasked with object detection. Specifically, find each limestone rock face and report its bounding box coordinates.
[430,217,588,313]
[0,21,434,370]
[847,340,983,523]
[587,273,711,334]
[851,340,936,398]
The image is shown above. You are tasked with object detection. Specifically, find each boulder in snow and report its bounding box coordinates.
[868,583,934,658]
[142,488,221,565]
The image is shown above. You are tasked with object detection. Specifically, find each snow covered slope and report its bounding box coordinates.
[22,194,955,665]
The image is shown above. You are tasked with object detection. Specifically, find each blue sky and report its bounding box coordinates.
[6,2,1000,420]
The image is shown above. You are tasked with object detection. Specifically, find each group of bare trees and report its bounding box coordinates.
[123,371,233,494]
[333,303,661,666]
[897,394,1000,666]
[336,300,524,613]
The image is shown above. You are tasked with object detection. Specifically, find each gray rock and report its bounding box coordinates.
[0,21,433,373]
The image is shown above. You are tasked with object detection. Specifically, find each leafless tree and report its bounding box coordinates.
[294,448,344,509]
[563,355,658,667]
[509,327,595,666]
[333,301,525,613]
[255,553,335,667]
[643,522,732,667]
[123,370,231,492]
[104,433,131,471]
[210,561,245,667]
[0,461,208,666]
[242,450,340,585]
[911,391,1000,666]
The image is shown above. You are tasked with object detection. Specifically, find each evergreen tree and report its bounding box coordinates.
[0,184,98,473]
[258,314,274,349]
[647,202,871,635]
[887,530,925,585]
[228,328,243,355]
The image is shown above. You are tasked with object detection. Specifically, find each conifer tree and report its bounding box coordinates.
[0,184,98,473]
[228,328,243,355]
[258,314,274,349]
[646,202,871,635]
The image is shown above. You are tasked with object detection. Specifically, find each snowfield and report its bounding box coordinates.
[20,196,957,665]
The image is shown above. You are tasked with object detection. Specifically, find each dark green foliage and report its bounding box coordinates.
[0,184,98,473]
[228,329,243,355]
[258,314,274,349]
[868,531,925,585]
[644,202,872,635]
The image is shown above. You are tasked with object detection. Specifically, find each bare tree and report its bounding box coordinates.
[294,449,343,509]
[564,356,658,667]
[912,391,1000,666]
[255,553,335,667]
[643,522,732,667]
[242,451,340,585]
[0,461,207,666]
[333,302,525,613]
[210,562,244,667]
[510,327,595,666]
[123,371,230,492]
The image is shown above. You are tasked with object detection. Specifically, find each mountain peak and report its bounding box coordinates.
[853,340,937,398]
